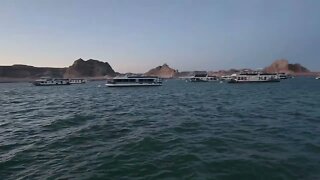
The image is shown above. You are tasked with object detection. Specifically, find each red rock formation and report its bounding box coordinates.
[145,64,178,78]
[264,59,310,73]
[64,58,116,78]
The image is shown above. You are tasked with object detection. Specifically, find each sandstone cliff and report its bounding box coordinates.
[145,64,178,78]
[264,59,310,74]
[64,58,116,78]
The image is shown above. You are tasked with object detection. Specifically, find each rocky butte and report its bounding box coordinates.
[64,58,116,78]
[144,63,178,78]
[264,59,310,74]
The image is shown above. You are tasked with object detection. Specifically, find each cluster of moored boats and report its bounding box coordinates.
[228,72,280,83]
[104,72,295,86]
[32,77,86,86]
[32,72,319,87]
[185,72,289,83]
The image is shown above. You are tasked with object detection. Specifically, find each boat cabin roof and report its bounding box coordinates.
[54,78,69,80]
[194,74,208,77]
[114,76,159,79]
[239,73,277,76]
[36,78,69,81]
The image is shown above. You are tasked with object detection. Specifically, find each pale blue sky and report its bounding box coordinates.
[0,0,319,72]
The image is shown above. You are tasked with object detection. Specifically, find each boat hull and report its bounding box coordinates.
[228,79,280,83]
[105,83,162,87]
[69,82,86,84]
[190,80,208,82]
[33,82,71,86]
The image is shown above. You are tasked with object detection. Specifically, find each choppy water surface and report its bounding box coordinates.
[1,78,320,179]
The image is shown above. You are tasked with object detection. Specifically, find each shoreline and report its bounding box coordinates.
[0,73,318,83]
[0,77,109,83]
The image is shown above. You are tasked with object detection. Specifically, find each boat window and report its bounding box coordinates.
[138,79,155,83]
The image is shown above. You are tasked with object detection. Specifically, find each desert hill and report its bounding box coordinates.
[264,59,310,74]
[0,59,117,82]
[145,64,178,78]
[64,58,116,78]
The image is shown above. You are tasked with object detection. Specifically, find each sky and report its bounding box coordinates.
[0,0,319,73]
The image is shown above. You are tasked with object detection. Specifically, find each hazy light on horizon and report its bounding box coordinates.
[1,0,320,72]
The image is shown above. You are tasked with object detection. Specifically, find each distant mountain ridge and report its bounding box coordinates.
[0,59,117,82]
[144,59,314,78]
[0,64,66,79]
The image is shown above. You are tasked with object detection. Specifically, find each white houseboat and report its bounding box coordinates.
[220,75,232,81]
[189,74,209,82]
[69,79,86,84]
[106,76,162,87]
[207,75,219,81]
[229,72,280,83]
[33,77,70,86]
[277,73,293,79]
[316,76,320,80]
[189,74,219,82]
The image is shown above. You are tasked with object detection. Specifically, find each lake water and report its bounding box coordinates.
[1,78,320,179]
